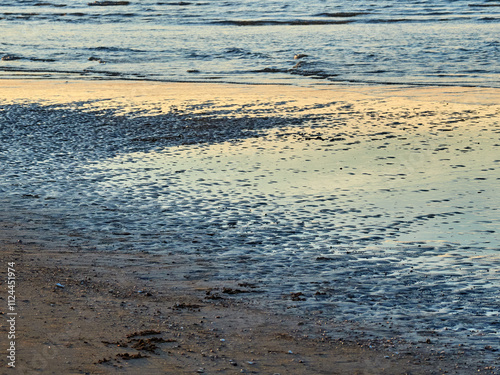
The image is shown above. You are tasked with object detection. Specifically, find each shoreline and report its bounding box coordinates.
[2,72,500,89]
[1,79,499,373]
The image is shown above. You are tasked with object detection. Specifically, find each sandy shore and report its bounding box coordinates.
[1,80,499,374]
[1,235,471,375]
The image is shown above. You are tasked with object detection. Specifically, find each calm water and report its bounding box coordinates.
[0,0,499,86]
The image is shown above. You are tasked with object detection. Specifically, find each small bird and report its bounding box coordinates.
[294,53,308,60]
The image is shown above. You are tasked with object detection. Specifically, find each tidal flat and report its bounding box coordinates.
[1,80,499,373]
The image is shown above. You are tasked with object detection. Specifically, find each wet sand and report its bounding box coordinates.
[1,237,472,375]
[0,80,499,374]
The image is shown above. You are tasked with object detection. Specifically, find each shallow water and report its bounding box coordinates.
[0,0,499,86]
[1,97,499,358]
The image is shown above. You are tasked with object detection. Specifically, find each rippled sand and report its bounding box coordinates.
[1,80,499,369]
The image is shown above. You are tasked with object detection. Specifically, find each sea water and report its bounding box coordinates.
[0,0,499,87]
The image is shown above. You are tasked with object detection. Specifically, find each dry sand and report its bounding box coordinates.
[0,80,499,374]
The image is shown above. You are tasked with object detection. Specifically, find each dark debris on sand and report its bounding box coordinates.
[0,102,302,164]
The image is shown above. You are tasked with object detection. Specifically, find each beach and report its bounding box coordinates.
[1,80,499,374]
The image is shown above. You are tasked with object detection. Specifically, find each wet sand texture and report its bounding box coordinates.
[0,80,499,374]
